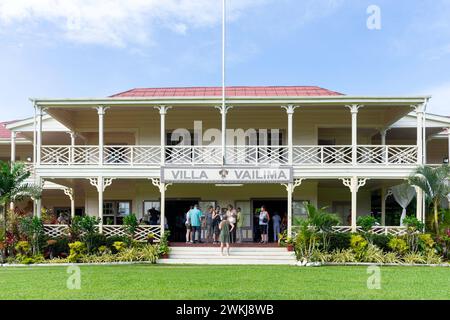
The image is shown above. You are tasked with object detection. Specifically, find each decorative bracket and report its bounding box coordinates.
[88,177,114,192]
[150,178,172,193]
[95,105,110,115]
[411,104,425,114]
[154,105,172,115]
[341,177,368,193]
[345,104,364,114]
[63,187,74,201]
[214,105,233,115]
[281,105,300,115]
[282,178,305,193]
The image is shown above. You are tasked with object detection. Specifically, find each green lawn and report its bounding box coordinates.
[0,264,449,300]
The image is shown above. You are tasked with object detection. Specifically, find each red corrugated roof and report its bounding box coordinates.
[110,86,344,98]
[0,120,24,139]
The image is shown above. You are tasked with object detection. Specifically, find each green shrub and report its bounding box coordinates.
[350,234,368,256]
[383,252,401,264]
[68,241,86,263]
[19,216,46,255]
[331,249,357,263]
[15,241,31,255]
[123,214,139,239]
[357,216,378,232]
[403,252,426,264]
[112,241,126,253]
[106,235,129,248]
[365,234,391,252]
[52,237,70,257]
[403,216,425,232]
[361,244,384,263]
[328,232,351,251]
[418,234,435,251]
[388,237,409,254]
[84,233,107,253]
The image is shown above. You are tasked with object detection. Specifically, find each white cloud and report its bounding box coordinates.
[423,82,450,116]
[0,0,267,47]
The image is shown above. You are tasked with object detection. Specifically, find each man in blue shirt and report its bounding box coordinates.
[188,204,203,243]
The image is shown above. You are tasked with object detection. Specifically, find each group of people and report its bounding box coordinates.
[184,204,285,255]
[184,204,243,255]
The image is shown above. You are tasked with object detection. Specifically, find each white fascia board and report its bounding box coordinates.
[6,114,69,132]
[393,112,450,128]
[32,96,431,108]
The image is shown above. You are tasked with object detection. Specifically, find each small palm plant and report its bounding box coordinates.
[0,161,42,261]
[0,161,42,233]
[408,165,450,234]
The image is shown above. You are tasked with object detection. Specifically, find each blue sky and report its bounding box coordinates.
[0,0,449,120]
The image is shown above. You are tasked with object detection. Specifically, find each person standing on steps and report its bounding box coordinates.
[189,204,203,244]
[219,216,234,256]
[226,204,237,243]
[259,205,270,244]
[272,212,281,242]
[212,206,221,244]
[236,207,244,243]
[185,206,193,243]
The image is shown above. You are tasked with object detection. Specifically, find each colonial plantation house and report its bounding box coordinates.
[1,86,450,243]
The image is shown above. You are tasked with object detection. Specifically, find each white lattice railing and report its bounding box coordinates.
[41,146,100,165]
[40,144,418,166]
[293,146,352,164]
[332,226,408,236]
[166,146,222,165]
[226,146,289,165]
[104,146,161,165]
[43,224,161,242]
[357,145,417,164]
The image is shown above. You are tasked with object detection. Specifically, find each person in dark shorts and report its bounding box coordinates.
[258,205,270,244]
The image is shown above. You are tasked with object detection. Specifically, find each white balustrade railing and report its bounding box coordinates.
[39,145,418,166]
[43,224,161,242]
[332,225,408,236]
[293,146,352,164]
[165,145,222,165]
[226,146,289,165]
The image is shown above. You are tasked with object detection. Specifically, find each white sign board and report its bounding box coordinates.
[162,167,292,184]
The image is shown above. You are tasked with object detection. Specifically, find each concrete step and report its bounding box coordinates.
[158,258,297,265]
[160,246,297,265]
[170,250,295,258]
[169,254,295,260]
[169,247,288,252]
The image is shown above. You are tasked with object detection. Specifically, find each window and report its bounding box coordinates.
[103,200,132,225]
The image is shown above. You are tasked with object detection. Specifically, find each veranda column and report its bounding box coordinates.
[36,107,44,165]
[89,177,114,234]
[10,131,17,210]
[215,105,233,165]
[151,178,172,238]
[69,131,76,165]
[447,128,450,164]
[155,106,171,165]
[381,187,387,226]
[35,176,43,218]
[346,105,363,166]
[415,104,425,222]
[96,106,108,166]
[282,105,299,165]
[283,179,303,237]
[341,177,368,232]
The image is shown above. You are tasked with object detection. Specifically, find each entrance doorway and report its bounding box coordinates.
[252,199,287,243]
[166,199,199,242]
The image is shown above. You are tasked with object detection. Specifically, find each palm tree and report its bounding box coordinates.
[408,165,450,233]
[0,161,42,234]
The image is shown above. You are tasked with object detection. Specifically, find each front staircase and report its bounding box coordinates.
[158,246,297,265]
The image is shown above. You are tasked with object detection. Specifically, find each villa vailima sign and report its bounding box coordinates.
[161,167,293,184]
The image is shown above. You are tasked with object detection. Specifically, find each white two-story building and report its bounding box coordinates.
[2,86,450,242]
